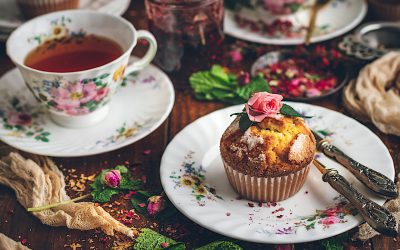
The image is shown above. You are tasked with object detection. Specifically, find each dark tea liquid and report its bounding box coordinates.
[24,34,123,73]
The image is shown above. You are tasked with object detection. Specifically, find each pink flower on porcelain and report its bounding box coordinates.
[6,112,32,126]
[262,0,305,15]
[321,216,341,225]
[324,207,341,217]
[103,170,122,188]
[245,92,283,122]
[147,195,165,216]
[94,88,110,102]
[50,81,110,115]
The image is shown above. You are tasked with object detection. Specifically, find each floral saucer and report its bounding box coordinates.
[160,103,394,243]
[0,0,131,41]
[224,0,367,45]
[0,57,174,157]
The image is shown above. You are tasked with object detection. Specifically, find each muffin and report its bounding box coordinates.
[220,114,316,202]
[17,0,80,19]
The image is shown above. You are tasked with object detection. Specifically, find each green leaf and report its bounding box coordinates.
[40,137,49,142]
[41,132,50,136]
[131,196,148,215]
[196,241,243,250]
[210,65,230,83]
[91,188,119,203]
[115,165,128,174]
[239,113,254,133]
[280,104,312,118]
[134,228,180,250]
[99,73,110,79]
[235,75,270,100]
[165,243,186,250]
[26,131,34,136]
[118,178,143,190]
[320,233,347,250]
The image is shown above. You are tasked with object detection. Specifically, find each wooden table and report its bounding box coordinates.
[0,1,399,249]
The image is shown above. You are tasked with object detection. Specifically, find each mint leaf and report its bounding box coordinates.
[196,241,243,250]
[115,165,128,174]
[165,243,186,250]
[92,188,119,203]
[118,178,143,190]
[134,228,181,250]
[131,195,148,214]
[320,233,347,250]
[210,65,230,83]
[280,104,312,118]
[235,76,270,100]
[239,113,254,132]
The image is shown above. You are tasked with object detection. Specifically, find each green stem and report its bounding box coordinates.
[27,194,91,212]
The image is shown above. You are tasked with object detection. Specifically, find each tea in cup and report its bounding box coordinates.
[6,10,157,128]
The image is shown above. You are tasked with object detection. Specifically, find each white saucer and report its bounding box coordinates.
[0,0,131,41]
[224,0,367,45]
[0,58,174,157]
[160,103,394,243]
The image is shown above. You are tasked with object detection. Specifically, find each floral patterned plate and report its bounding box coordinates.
[160,103,394,243]
[0,0,131,40]
[0,57,174,157]
[224,0,367,45]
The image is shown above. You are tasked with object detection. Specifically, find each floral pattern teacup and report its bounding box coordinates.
[6,10,157,128]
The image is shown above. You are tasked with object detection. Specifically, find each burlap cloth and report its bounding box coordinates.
[0,233,30,250]
[0,150,136,240]
[343,52,400,136]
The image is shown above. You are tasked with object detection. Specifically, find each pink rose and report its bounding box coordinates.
[103,170,122,188]
[147,195,165,216]
[245,92,283,122]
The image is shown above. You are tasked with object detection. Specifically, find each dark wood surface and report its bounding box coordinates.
[0,1,399,249]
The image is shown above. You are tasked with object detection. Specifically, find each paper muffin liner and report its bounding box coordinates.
[17,0,80,18]
[368,0,400,21]
[223,160,310,202]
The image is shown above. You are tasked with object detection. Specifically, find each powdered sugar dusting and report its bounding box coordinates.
[290,133,307,155]
[241,128,264,150]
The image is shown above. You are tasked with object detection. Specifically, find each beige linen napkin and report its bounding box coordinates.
[0,233,30,250]
[0,152,135,238]
[343,52,400,135]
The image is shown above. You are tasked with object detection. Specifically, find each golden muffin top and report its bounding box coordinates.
[220,115,316,177]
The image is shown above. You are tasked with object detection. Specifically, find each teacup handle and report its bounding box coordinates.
[125,30,157,74]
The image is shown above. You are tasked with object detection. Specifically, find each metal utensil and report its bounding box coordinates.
[305,0,330,45]
[313,159,398,237]
[312,130,398,199]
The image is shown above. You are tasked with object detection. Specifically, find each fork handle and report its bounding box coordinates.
[323,169,398,237]
[318,141,398,199]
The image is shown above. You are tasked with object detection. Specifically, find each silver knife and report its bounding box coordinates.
[313,159,398,237]
[312,130,398,199]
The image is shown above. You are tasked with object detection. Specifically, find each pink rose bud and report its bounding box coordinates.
[246,92,283,122]
[103,170,122,188]
[147,195,165,216]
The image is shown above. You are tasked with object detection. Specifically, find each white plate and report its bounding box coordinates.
[0,58,174,157]
[0,0,130,32]
[224,0,367,45]
[160,103,394,244]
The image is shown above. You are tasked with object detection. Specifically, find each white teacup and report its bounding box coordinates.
[6,10,157,128]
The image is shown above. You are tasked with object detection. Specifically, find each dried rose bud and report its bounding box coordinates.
[103,170,122,188]
[160,242,170,248]
[147,195,165,216]
[237,72,251,86]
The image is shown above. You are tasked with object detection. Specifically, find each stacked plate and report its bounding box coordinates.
[0,0,131,42]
